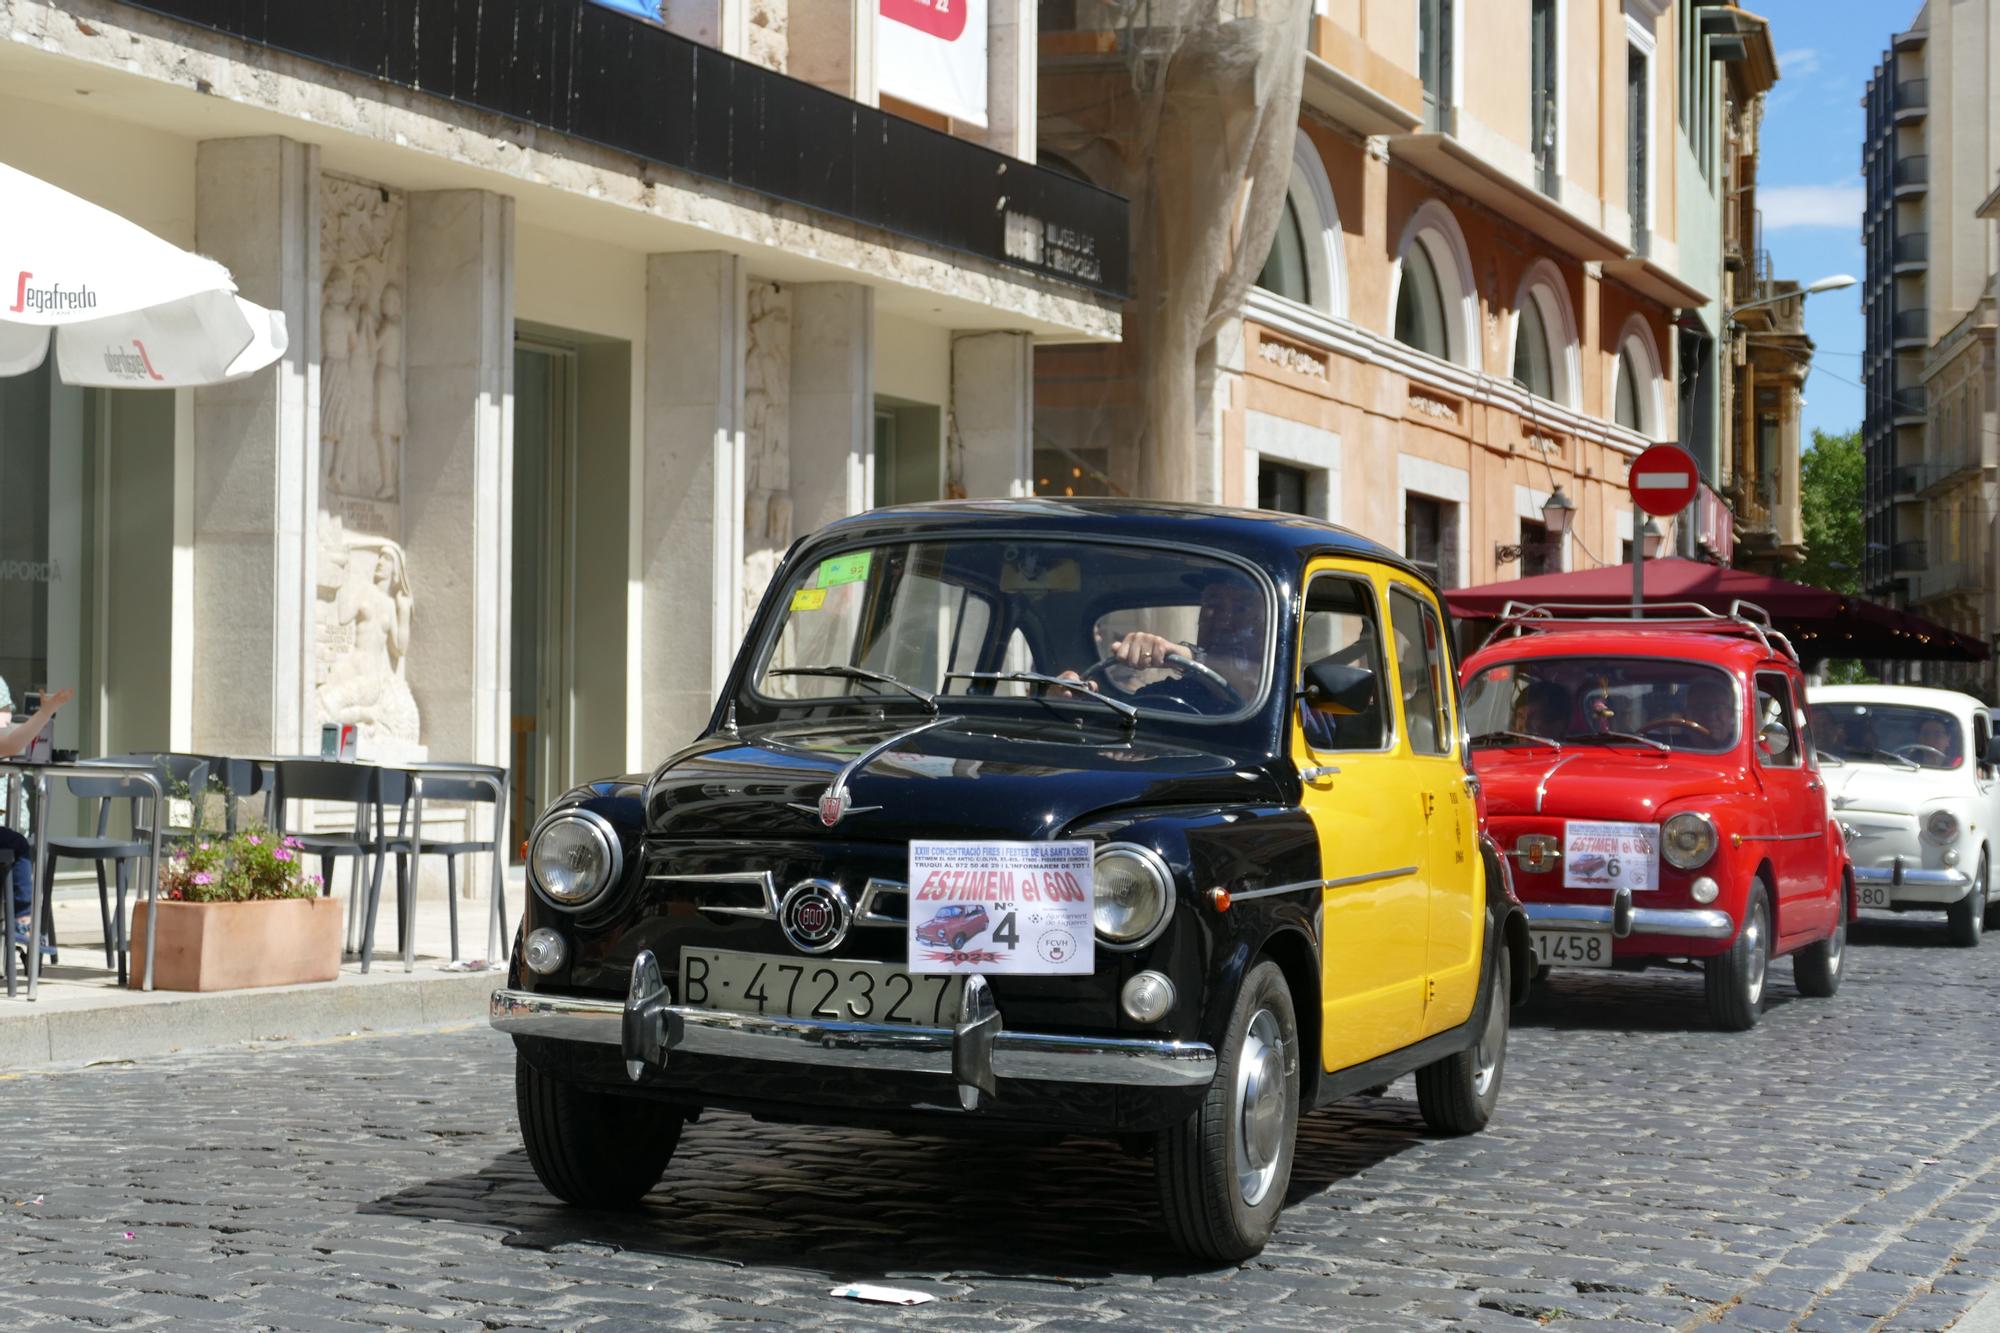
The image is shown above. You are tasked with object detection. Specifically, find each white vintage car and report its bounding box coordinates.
[1808,685,2000,946]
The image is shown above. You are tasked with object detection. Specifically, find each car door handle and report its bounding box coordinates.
[1300,765,1340,784]
[1462,774,1482,798]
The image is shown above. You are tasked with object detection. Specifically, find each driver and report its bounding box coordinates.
[1058,576,1264,706]
[1686,678,1736,740]
[1917,716,1961,768]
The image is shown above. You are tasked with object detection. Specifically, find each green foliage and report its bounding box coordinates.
[1796,426,1863,596]
[160,830,317,904]
[1818,659,1875,686]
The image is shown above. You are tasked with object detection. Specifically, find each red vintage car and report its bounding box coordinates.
[1459,603,1854,1030]
[914,902,991,950]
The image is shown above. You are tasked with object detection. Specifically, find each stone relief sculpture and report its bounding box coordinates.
[317,517,423,761]
[741,281,794,626]
[373,284,406,502]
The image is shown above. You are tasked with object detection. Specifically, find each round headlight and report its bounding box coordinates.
[1093,844,1174,949]
[1662,812,1718,870]
[1925,809,1960,845]
[530,810,622,909]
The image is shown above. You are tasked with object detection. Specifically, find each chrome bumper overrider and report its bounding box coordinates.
[492,953,1215,1109]
[1524,901,1736,940]
[1853,860,1972,903]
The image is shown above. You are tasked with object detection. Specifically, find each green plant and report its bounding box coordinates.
[160,830,319,904]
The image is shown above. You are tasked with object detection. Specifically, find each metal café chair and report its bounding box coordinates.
[381,769,507,965]
[41,755,174,986]
[270,759,397,971]
[132,753,214,847]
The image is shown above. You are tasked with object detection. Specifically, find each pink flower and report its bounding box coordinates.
[283,836,302,849]
[198,842,210,851]
[246,834,261,846]
[274,848,293,862]
[192,872,212,885]
[307,874,323,887]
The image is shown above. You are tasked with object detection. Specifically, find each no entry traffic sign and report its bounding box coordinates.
[1628,443,1699,517]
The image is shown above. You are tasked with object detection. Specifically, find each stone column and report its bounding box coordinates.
[951,331,1033,498]
[789,0,874,102]
[789,283,875,533]
[403,190,516,770]
[662,0,748,54]
[644,253,746,754]
[983,0,1037,160]
[192,136,319,757]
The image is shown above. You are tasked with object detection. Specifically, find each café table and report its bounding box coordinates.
[1,757,167,1000]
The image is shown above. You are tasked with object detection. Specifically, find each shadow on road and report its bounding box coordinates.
[360,1096,1426,1281]
[1848,915,1964,950]
[1511,968,1801,1033]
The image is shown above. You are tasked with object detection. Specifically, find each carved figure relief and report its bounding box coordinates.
[316,516,423,760]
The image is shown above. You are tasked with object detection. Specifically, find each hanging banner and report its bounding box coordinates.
[878,0,989,127]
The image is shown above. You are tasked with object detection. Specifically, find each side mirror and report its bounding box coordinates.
[1759,719,1793,758]
[1302,659,1375,713]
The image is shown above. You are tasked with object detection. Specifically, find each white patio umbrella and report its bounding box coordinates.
[0,159,287,388]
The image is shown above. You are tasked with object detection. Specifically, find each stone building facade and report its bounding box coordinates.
[0,0,1123,833]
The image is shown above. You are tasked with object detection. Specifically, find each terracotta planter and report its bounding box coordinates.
[127,896,344,991]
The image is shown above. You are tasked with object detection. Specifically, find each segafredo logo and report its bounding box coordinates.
[10,271,99,316]
[100,341,165,382]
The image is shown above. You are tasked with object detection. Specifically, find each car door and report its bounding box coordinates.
[1753,669,1830,943]
[1293,561,1431,1069]
[1384,579,1483,1038]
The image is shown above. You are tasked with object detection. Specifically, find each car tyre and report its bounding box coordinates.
[516,1053,680,1209]
[1947,850,1986,948]
[1983,850,2000,932]
[1704,883,1771,1031]
[951,931,969,950]
[1415,944,1509,1135]
[1155,958,1299,1264]
[1793,878,1847,998]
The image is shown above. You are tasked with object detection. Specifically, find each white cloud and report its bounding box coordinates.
[1777,47,1822,78]
[1761,182,1865,230]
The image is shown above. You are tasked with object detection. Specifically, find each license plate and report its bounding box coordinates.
[1531,928,1612,969]
[1857,883,1892,910]
[678,948,963,1027]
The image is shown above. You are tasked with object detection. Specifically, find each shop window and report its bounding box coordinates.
[1258,461,1311,515]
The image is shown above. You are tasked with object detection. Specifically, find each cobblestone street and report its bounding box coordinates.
[5,913,2000,1331]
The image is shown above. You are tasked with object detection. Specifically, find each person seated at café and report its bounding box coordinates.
[1511,680,1570,738]
[1,688,74,948]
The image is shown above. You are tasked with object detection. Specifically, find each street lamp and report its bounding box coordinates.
[1496,486,1578,567]
[1727,272,1856,322]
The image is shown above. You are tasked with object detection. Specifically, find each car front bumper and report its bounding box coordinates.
[1853,859,1973,905]
[1523,900,1736,941]
[492,960,1215,1110]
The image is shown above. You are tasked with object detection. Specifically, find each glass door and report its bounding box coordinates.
[510,343,577,849]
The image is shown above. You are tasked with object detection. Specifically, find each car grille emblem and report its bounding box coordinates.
[818,789,849,826]
[779,879,852,954]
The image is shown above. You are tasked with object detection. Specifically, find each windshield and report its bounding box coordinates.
[1464,656,1740,753]
[1812,702,1963,770]
[750,538,1271,722]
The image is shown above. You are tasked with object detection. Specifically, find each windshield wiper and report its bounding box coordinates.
[1471,729,1561,749]
[943,670,1139,727]
[1562,730,1670,752]
[769,665,938,713]
[1868,748,1920,771]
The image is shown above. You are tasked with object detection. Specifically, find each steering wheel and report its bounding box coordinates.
[1639,716,1712,739]
[1897,744,1950,765]
[1085,651,1245,711]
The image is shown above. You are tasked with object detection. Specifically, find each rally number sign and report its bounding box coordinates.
[1562,820,1660,892]
[907,840,1094,975]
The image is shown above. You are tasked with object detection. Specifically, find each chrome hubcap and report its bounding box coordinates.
[1745,900,1768,1006]
[1234,1009,1287,1207]
[1471,967,1506,1098]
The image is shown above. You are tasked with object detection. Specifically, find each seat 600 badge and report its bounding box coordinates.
[779,880,850,954]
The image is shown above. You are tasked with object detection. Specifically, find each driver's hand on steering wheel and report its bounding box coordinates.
[1050,669,1099,700]
[1113,632,1191,672]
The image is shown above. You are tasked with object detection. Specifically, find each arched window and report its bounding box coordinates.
[1508,260,1580,407]
[1390,201,1477,366]
[1611,315,1664,438]
[1257,195,1311,304]
[1250,129,1346,317]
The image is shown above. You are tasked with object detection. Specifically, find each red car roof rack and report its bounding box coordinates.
[1493,599,1800,663]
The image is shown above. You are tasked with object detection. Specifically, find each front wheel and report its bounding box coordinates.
[516,1053,681,1208]
[1415,945,1509,1135]
[1947,850,1987,948]
[1793,878,1848,998]
[1156,959,1300,1263]
[1704,884,1771,1031]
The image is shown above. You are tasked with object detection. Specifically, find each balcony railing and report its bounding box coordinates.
[1894,310,1928,343]
[1890,383,1927,419]
[1892,539,1928,572]
[1893,232,1928,263]
[1896,79,1929,115]
[1889,463,1934,496]
[1893,155,1929,188]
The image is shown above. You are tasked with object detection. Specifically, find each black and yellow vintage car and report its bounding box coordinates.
[494,499,1530,1261]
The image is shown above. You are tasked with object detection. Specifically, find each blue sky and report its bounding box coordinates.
[1753,0,1915,444]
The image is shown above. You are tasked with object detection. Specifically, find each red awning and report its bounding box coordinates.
[1445,558,1988,664]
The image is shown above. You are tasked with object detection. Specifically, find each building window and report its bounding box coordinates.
[1613,316,1664,438]
[1392,203,1475,367]
[1519,518,1558,576]
[1513,296,1552,399]
[1510,263,1579,407]
[1626,34,1652,255]
[1033,447,1111,498]
[1256,196,1311,305]
[1406,493,1457,588]
[1396,243,1449,359]
[1615,350,1643,430]
[1531,0,1559,195]
[1419,0,1454,132]
[1258,460,1311,515]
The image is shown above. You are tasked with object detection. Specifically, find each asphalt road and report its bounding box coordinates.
[5,911,2000,1331]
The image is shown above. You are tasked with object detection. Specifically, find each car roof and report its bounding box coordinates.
[1466,626,1789,674]
[803,497,1430,585]
[1808,684,1989,717]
